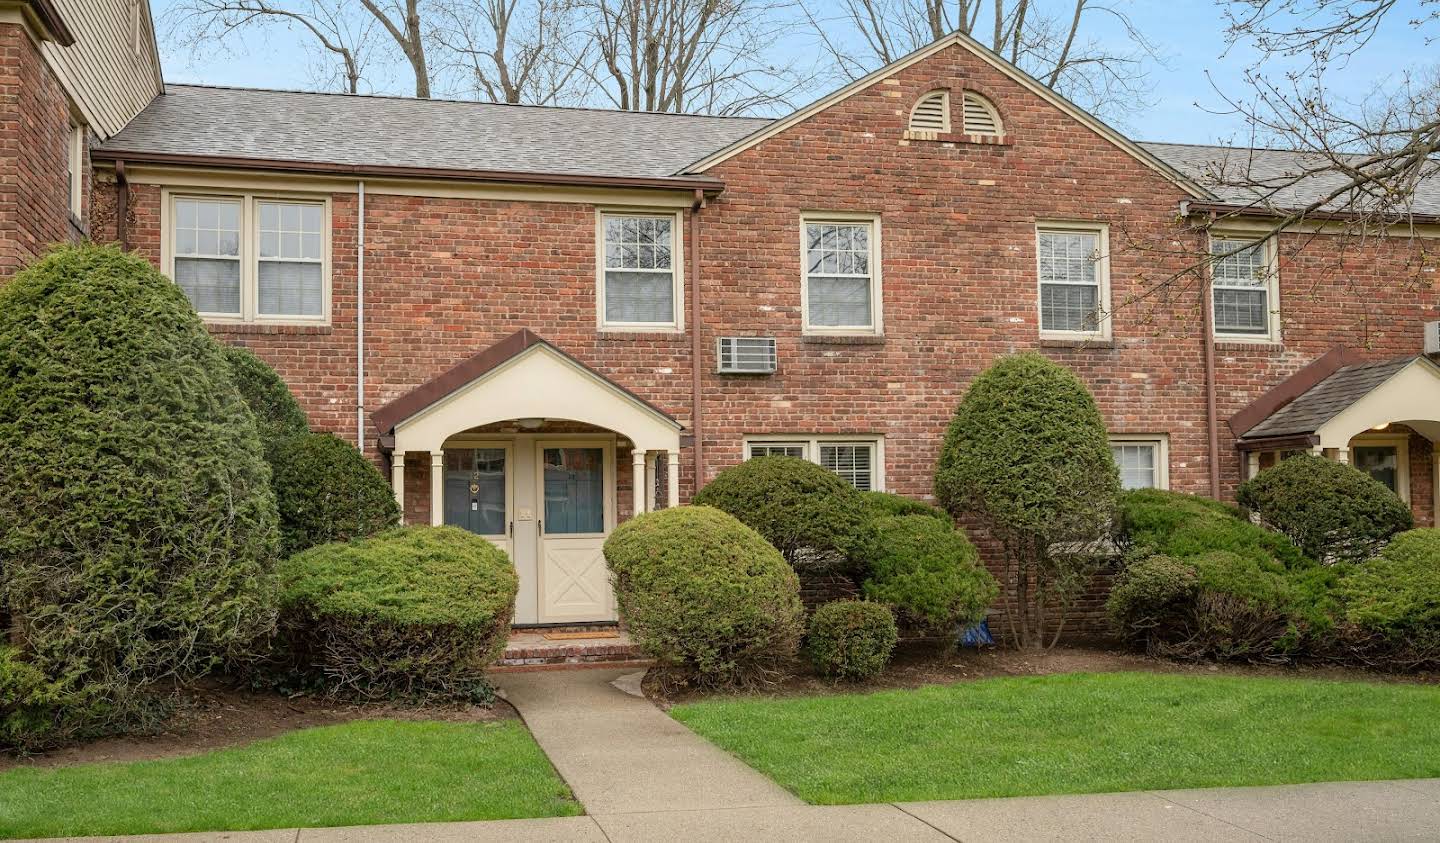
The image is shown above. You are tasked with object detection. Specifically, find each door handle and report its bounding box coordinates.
[537,519,543,536]
[508,520,513,538]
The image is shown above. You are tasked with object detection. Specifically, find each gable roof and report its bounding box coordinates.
[678,31,1209,198]
[1238,356,1420,442]
[94,84,768,183]
[1142,142,1440,217]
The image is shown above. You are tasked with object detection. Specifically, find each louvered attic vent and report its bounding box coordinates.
[961,91,1003,137]
[907,90,950,134]
[717,337,778,374]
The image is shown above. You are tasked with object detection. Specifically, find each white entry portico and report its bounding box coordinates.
[374,330,683,624]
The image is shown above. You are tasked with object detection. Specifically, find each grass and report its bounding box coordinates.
[0,719,580,839]
[671,672,1440,804]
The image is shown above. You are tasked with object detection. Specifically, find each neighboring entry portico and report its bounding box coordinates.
[372,330,684,624]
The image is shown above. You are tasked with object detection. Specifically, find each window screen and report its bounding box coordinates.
[1211,238,1270,336]
[604,215,675,325]
[1038,229,1101,333]
[805,222,873,328]
[173,197,242,315]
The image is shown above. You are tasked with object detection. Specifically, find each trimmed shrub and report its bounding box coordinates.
[1333,529,1440,668]
[1119,489,1311,569]
[220,344,309,457]
[1366,526,1440,567]
[934,353,1119,648]
[860,491,950,522]
[693,456,872,573]
[1237,454,1413,563]
[276,526,517,700]
[1,647,61,752]
[859,515,997,633]
[806,600,898,681]
[272,432,401,557]
[604,506,803,687]
[0,245,279,746]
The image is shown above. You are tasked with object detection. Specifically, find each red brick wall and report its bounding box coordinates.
[0,23,82,277]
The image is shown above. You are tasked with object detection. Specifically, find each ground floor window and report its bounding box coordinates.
[744,435,884,491]
[1109,434,1169,490]
[1349,434,1409,502]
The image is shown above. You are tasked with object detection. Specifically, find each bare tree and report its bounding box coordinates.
[805,0,1162,121]
[359,0,434,97]
[575,0,816,115]
[431,0,591,104]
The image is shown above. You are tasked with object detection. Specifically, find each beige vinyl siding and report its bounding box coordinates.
[39,0,163,138]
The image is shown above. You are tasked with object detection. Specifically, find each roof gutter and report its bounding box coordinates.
[1182,200,1440,227]
[88,149,727,193]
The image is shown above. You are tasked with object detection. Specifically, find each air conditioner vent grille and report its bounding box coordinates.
[717,337,777,374]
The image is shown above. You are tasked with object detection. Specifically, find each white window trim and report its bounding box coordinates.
[161,189,332,326]
[743,434,886,491]
[1209,233,1281,344]
[595,208,685,332]
[1109,433,1169,491]
[800,213,883,336]
[1346,433,1410,503]
[1036,221,1111,340]
[67,122,84,218]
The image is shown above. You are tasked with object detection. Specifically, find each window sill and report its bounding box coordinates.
[800,334,886,346]
[597,329,685,341]
[1214,338,1283,351]
[1040,336,1114,349]
[205,322,333,335]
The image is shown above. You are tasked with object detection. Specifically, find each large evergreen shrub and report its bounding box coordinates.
[693,456,872,573]
[1333,529,1440,668]
[859,515,997,633]
[604,506,803,687]
[934,353,1120,648]
[860,490,950,522]
[1237,454,1413,563]
[1119,489,1311,569]
[219,344,308,457]
[0,245,279,748]
[806,600,898,681]
[272,432,401,557]
[276,526,517,700]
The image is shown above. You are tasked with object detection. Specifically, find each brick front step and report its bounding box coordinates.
[493,626,651,671]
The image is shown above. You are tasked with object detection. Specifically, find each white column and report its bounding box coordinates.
[1246,451,1260,480]
[391,452,406,523]
[429,451,445,527]
[632,450,647,517]
[1336,448,1350,464]
[1310,445,1324,457]
[666,450,681,508]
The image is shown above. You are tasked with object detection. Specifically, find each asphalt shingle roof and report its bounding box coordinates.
[1240,357,1416,441]
[1141,142,1440,216]
[95,84,772,180]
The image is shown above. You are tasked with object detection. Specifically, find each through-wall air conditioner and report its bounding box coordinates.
[716,337,778,374]
[1425,321,1440,356]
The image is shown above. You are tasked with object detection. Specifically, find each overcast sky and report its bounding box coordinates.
[149,0,1435,146]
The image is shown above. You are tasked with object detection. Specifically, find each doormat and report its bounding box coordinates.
[542,631,621,641]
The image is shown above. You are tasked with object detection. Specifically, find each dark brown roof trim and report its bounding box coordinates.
[1229,345,1365,438]
[1186,200,1440,227]
[1235,433,1319,453]
[23,0,75,45]
[89,149,726,192]
[371,328,683,440]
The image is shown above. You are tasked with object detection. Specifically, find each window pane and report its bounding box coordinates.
[748,443,807,459]
[1214,288,1268,335]
[1111,443,1158,490]
[1038,231,1098,285]
[1353,446,1399,494]
[1040,282,1099,332]
[444,448,507,536]
[806,223,870,277]
[820,443,874,491]
[1211,239,1266,286]
[174,257,240,314]
[174,197,240,258]
[258,261,323,316]
[808,276,872,327]
[605,270,674,323]
[543,448,605,534]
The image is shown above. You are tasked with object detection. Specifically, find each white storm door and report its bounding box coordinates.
[442,445,514,559]
[536,442,616,623]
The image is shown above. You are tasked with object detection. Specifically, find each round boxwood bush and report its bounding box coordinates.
[0,244,279,744]
[860,490,950,522]
[272,432,401,557]
[806,600,898,681]
[1236,454,1413,563]
[1119,488,1312,569]
[604,506,803,687]
[276,526,517,700]
[1370,527,1440,567]
[1333,529,1440,668]
[692,456,871,573]
[859,515,998,633]
[220,343,309,456]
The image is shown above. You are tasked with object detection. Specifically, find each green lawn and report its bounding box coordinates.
[0,719,580,839]
[672,672,1440,804]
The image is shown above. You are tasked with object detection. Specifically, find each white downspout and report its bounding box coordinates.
[356,180,366,450]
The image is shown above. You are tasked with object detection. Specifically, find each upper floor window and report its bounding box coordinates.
[167,192,329,323]
[744,435,884,491]
[66,122,83,218]
[1037,224,1109,338]
[1109,434,1169,490]
[1210,236,1279,341]
[802,216,881,335]
[599,211,682,330]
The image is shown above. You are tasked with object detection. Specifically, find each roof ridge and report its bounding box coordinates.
[163,82,775,123]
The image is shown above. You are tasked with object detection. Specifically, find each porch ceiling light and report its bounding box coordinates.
[517,417,545,430]
[1372,422,1390,430]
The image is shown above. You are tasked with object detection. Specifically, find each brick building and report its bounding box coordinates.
[5,2,1438,627]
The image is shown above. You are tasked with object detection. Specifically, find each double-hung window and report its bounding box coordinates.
[1210,236,1278,341]
[802,216,880,334]
[1037,224,1109,337]
[744,435,884,491]
[168,192,329,323]
[600,211,681,330]
[1109,434,1169,490]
